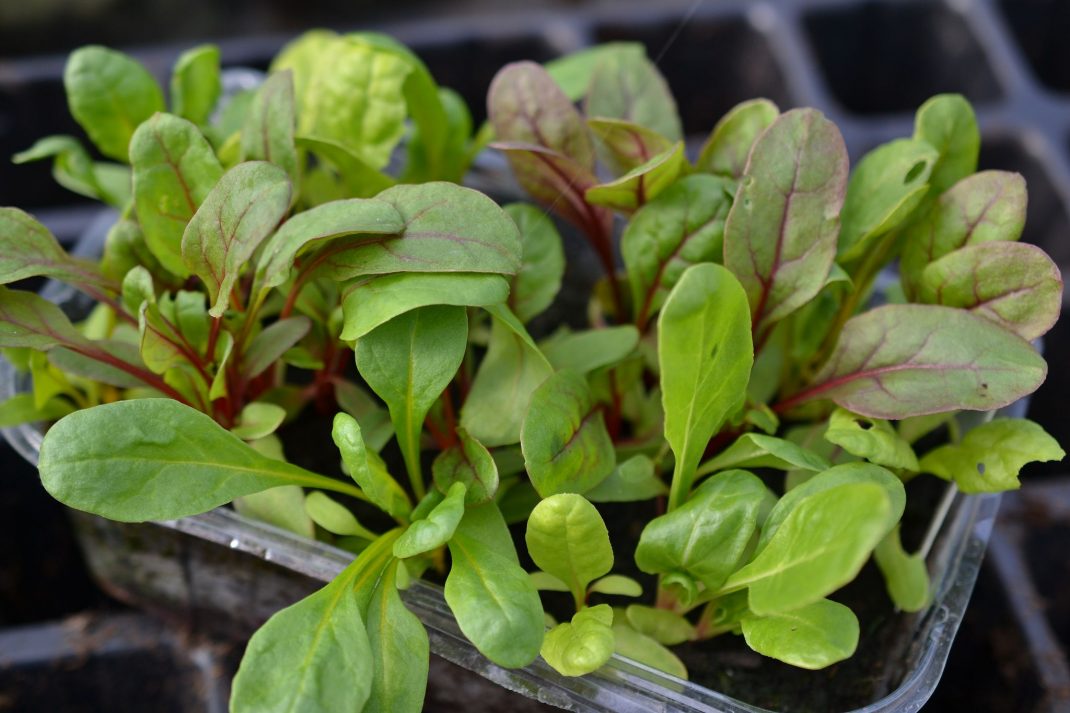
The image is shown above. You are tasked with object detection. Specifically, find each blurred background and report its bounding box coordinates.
[1,0,1069,710]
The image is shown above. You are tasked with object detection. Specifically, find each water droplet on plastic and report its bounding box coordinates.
[229,538,241,549]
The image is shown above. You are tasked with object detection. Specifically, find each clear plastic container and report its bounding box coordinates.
[1,345,1014,713]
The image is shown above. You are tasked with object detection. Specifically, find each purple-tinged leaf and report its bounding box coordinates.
[585,48,681,141]
[241,70,298,184]
[696,99,779,178]
[181,161,292,317]
[242,316,311,380]
[587,117,674,175]
[0,287,90,351]
[913,94,979,195]
[918,242,1061,341]
[782,304,1046,419]
[723,109,849,339]
[900,170,1027,298]
[130,112,225,278]
[489,61,596,170]
[622,174,734,329]
[0,208,114,293]
[490,142,613,244]
[585,142,686,214]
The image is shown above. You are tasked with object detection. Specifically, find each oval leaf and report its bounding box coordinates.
[723,108,848,336]
[659,263,752,508]
[725,482,892,615]
[130,112,225,277]
[505,203,565,324]
[241,70,298,182]
[741,599,859,670]
[541,604,615,677]
[622,174,734,329]
[914,94,980,194]
[445,504,545,668]
[181,161,292,316]
[521,370,615,497]
[526,494,613,602]
[0,208,112,291]
[696,98,780,178]
[432,427,499,505]
[364,559,429,713]
[40,399,359,522]
[917,241,1062,341]
[636,470,767,590]
[792,304,1046,419]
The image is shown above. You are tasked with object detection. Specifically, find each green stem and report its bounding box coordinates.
[401,426,427,501]
[667,462,690,512]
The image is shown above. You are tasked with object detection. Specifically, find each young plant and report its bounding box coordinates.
[0,38,1063,713]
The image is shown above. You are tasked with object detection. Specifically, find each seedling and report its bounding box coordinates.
[0,37,1062,712]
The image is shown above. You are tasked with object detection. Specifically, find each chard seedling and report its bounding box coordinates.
[0,36,1063,713]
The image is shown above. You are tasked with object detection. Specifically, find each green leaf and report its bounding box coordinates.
[181,161,291,316]
[230,531,398,713]
[585,142,687,214]
[315,183,522,282]
[445,503,545,667]
[824,408,919,470]
[526,494,613,603]
[541,604,615,677]
[101,219,161,282]
[900,171,1026,298]
[129,112,224,277]
[241,316,311,380]
[874,525,930,612]
[505,203,565,323]
[241,70,298,183]
[837,138,937,262]
[758,462,905,553]
[521,370,615,497]
[544,42,644,101]
[636,470,767,590]
[622,174,734,329]
[625,605,694,646]
[254,197,403,297]
[589,575,643,597]
[794,304,1046,419]
[363,559,429,713]
[339,272,508,341]
[64,46,165,161]
[724,482,892,614]
[334,380,394,452]
[13,135,130,208]
[659,263,753,509]
[230,402,287,440]
[170,44,221,126]
[295,136,396,199]
[587,117,675,175]
[611,621,688,679]
[332,412,412,520]
[913,94,980,194]
[697,434,830,478]
[461,310,553,447]
[917,242,1062,341]
[541,326,639,375]
[919,418,1064,493]
[233,485,314,538]
[741,599,859,669]
[356,305,467,492]
[696,98,780,178]
[275,32,411,170]
[723,108,848,336]
[394,482,466,559]
[0,208,113,292]
[585,47,681,140]
[585,454,667,503]
[0,393,74,428]
[432,428,499,505]
[304,490,377,539]
[39,399,365,522]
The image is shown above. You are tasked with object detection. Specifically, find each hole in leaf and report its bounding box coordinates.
[903,161,927,183]
[858,419,874,431]
[977,462,986,475]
